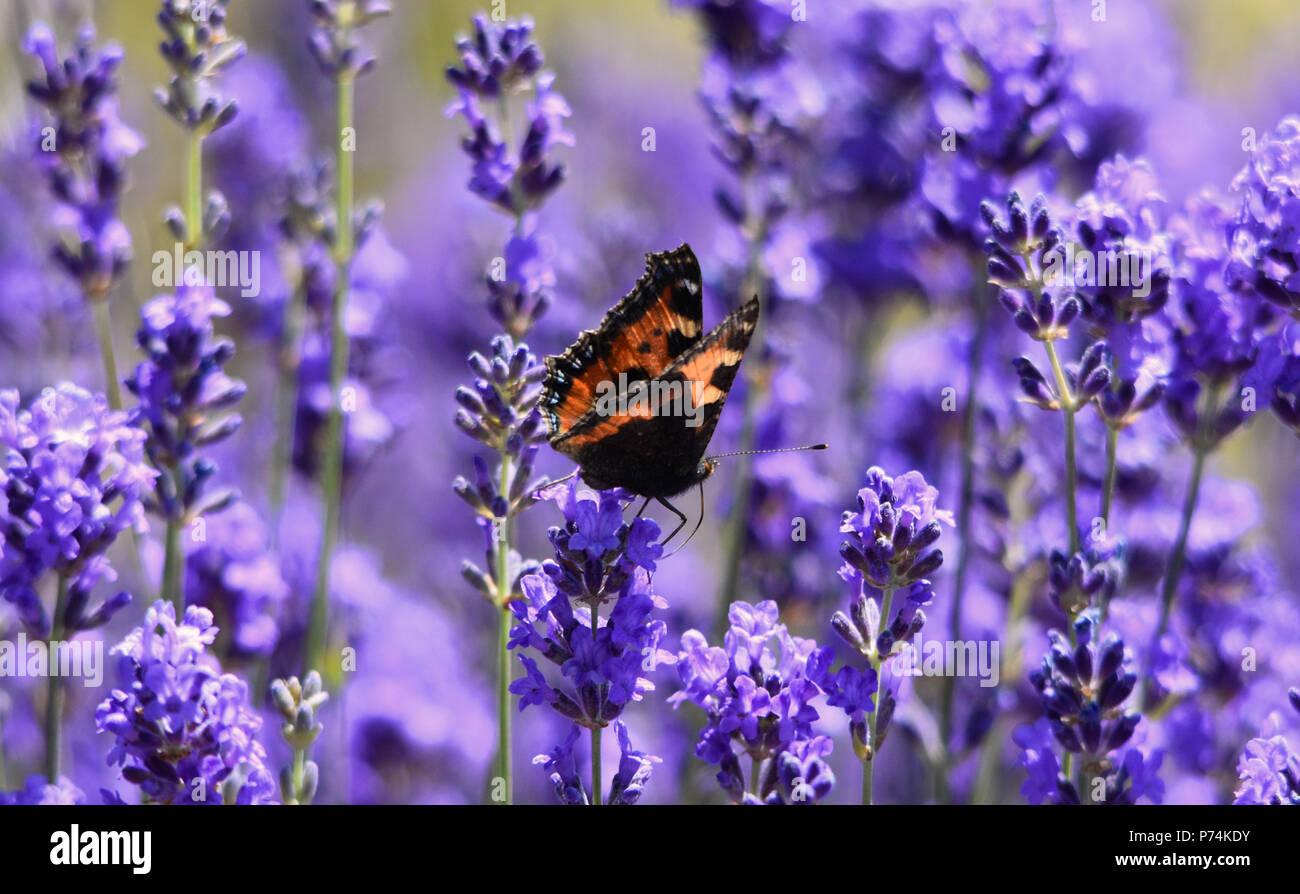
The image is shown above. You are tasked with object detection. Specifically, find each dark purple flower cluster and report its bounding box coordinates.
[454,336,546,471]
[508,479,669,804]
[126,285,245,525]
[454,336,548,605]
[0,384,152,636]
[1071,157,1173,427]
[983,192,1081,343]
[670,600,835,804]
[307,0,391,78]
[154,0,245,136]
[1233,689,1300,805]
[95,600,276,805]
[1160,192,1263,450]
[839,466,950,595]
[824,467,950,775]
[22,23,143,301]
[507,479,671,726]
[1021,610,1164,804]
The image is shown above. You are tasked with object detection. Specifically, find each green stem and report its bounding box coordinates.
[186,130,202,251]
[44,576,69,781]
[864,586,895,805]
[1101,426,1118,527]
[290,747,305,805]
[305,72,356,677]
[161,477,184,612]
[939,272,990,802]
[269,280,307,540]
[1043,340,1080,554]
[750,756,761,798]
[1155,448,1207,641]
[91,299,123,410]
[494,457,515,804]
[713,169,768,637]
[591,723,603,806]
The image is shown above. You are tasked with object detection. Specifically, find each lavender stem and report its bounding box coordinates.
[43,574,69,781]
[495,457,514,804]
[306,69,357,676]
[864,585,895,805]
[91,300,123,410]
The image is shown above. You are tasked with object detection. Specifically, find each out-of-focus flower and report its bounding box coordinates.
[184,501,289,659]
[1228,116,1300,318]
[445,15,572,221]
[23,23,143,302]
[154,0,244,137]
[0,774,86,805]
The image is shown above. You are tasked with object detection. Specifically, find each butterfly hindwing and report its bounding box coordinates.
[551,296,760,497]
[540,244,702,437]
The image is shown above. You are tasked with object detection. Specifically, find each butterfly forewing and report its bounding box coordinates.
[548,295,760,497]
[540,244,703,436]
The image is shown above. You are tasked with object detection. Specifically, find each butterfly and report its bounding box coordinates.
[540,243,821,545]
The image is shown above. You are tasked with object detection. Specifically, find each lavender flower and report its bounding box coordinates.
[823,466,950,801]
[921,0,1090,243]
[532,720,661,806]
[507,479,672,729]
[183,501,289,659]
[670,600,834,804]
[983,192,1081,343]
[126,285,245,526]
[0,774,86,805]
[95,600,276,804]
[269,671,329,805]
[22,23,143,304]
[1024,610,1164,804]
[1164,193,1262,450]
[155,0,244,137]
[307,0,391,79]
[0,384,152,636]
[1233,688,1300,805]
[1228,116,1300,317]
[445,15,573,221]
[1070,157,1173,428]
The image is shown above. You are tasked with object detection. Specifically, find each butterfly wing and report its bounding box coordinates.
[551,296,760,496]
[541,244,703,439]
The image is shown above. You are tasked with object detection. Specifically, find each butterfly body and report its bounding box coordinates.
[541,244,758,500]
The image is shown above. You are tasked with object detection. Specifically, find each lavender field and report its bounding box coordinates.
[1,0,1299,809]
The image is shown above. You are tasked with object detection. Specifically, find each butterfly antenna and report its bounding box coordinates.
[706,443,828,461]
[662,483,706,559]
[529,470,577,499]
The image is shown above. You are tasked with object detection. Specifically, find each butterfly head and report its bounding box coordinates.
[694,458,717,484]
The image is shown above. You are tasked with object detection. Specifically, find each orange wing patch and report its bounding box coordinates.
[541,245,703,438]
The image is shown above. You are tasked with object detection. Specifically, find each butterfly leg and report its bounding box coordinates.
[655,496,689,546]
[661,485,707,557]
[634,495,652,519]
